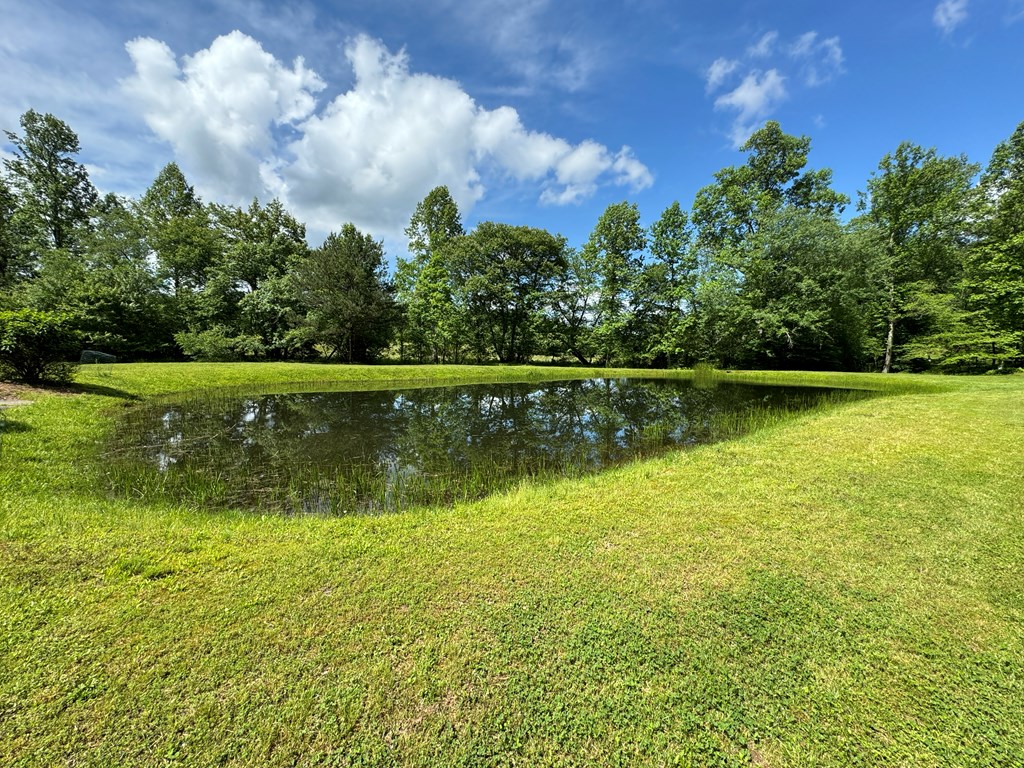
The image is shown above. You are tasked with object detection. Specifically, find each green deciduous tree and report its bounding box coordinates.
[548,246,599,365]
[17,195,170,359]
[138,163,220,298]
[449,222,567,363]
[859,142,978,371]
[178,199,307,360]
[688,121,853,368]
[587,201,646,365]
[2,110,97,258]
[404,252,466,363]
[740,208,870,369]
[958,121,1024,369]
[397,186,466,362]
[691,121,847,251]
[403,185,464,262]
[0,308,80,383]
[636,201,694,366]
[77,195,171,357]
[291,224,398,362]
[0,176,30,290]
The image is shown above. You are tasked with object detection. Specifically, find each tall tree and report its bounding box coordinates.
[18,194,170,358]
[405,253,466,363]
[214,198,305,296]
[587,201,646,365]
[0,176,27,290]
[688,121,850,367]
[138,163,220,297]
[177,199,307,360]
[548,246,600,365]
[75,194,170,357]
[957,121,1024,368]
[291,224,397,362]
[859,142,978,372]
[637,201,694,366]
[449,222,567,363]
[691,121,847,252]
[740,208,868,369]
[402,185,464,263]
[397,186,466,362]
[2,109,97,258]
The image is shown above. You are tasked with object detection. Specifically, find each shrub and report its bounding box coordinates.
[0,309,81,384]
[175,326,266,362]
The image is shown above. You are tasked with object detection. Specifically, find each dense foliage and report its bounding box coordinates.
[0,308,80,383]
[1,110,1022,376]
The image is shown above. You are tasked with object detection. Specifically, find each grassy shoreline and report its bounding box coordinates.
[1,364,1022,766]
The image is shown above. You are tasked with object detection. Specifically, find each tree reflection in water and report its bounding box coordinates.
[105,378,863,514]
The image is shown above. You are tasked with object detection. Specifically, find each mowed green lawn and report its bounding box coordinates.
[1,363,1022,767]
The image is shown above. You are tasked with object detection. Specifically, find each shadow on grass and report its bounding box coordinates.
[3,376,139,401]
[0,416,31,433]
[0,411,31,465]
[68,382,140,400]
[6,382,141,401]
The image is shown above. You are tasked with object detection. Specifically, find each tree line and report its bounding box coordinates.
[1,109,1022,380]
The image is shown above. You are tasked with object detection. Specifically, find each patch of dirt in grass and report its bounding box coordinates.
[0,382,78,402]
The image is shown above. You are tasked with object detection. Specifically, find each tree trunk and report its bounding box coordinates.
[882,319,896,373]
[882,275,897,374]
[569,346,592,366]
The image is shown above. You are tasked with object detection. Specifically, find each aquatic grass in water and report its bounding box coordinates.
[101,377,871,514]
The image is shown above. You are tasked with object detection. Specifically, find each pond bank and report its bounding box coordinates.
[1,363,1021,766]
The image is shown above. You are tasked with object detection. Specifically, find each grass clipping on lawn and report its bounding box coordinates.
[0,363,1022,767]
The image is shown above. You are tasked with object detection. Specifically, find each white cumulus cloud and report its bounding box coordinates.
[122,31,651,238]
[124,31,324,202]
[705,57,739,93]
[934,0,969,34]
[714,69,787,147]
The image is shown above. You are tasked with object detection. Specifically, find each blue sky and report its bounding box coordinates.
[1,0,1022,256]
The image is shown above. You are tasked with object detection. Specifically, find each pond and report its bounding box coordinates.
[103,377,867,514]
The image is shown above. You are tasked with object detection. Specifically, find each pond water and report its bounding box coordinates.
[103,377,865,514]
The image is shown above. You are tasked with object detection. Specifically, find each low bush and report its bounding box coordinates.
[0,309,81,384]
[175,326,267,362]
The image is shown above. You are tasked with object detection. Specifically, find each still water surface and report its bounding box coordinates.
[104,377,863,514]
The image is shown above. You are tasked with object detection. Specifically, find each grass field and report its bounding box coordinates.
[1,363,1022,767]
